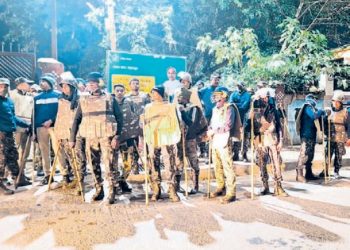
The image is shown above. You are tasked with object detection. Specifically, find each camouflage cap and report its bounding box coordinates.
[15,77,34,85]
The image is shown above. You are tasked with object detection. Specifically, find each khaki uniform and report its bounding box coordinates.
[210,103,237,196]
[10,90,33,171]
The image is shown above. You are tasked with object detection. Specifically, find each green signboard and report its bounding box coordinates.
[106,51,186,93]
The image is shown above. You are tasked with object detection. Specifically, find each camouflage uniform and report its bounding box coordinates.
[176,102,207,193]
[126,92,150,118]
[323,107,350,176]
[0,82,29,194]
[250,94,287,196]
[126,92,150,173]
[0,133,19,179]
[144,99,181,202]
[296,139,316,172]
[71,93,123,203]
[115,97,140,191]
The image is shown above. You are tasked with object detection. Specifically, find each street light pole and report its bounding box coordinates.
[105,0,117,51]
[51,0,58,59]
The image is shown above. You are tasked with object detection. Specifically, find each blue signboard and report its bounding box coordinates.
[106,51,186,92]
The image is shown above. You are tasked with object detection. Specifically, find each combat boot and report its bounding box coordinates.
[273,182,288,197]
[0,179,14,195]
[119,180,132,193]
[242,152,249,162]
[296,169,306,183]
[92,184,104,201]
[189,174,199,195]
[168,184,180,202]
[260,181,270,195]
[16,174,32,187]
[220,194,236,204]
[305,167,319,181]
[40,175,53,186]
[108,187,117,204]
[151,183,161,202]
[210,187,225,198]
[61,175,71,188]
[319,169,329,178]
[174,175,182,192]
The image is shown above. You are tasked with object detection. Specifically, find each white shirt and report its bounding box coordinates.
[163,79,182,96]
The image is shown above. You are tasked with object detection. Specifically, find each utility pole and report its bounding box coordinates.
[105,0,117,51]
[51,0,58,59]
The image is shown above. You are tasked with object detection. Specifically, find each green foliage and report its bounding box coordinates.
[0,0,349,85]
[196,17,343,93]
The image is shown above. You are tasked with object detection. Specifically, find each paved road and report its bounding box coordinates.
[0,165,350,250]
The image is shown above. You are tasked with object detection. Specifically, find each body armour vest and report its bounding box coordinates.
[144,102,181,147]
[253,105,279,146]
[330,108,348,143]
[79,94,117,139]
[118,98,140,142]
[54,98,76,140]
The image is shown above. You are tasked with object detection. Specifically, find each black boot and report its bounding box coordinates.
[319,169,329,178]
[0,179,14,195]
[36,166,44,177]
[242,152,249,162]
[16,174,32,187]
[210,187,225,198]
[189,174,199,195]
[232,153,239,161]
[260,181,270,195]
[92,184,104,201]
[119,180,132,193]
[175,175,182,192]
[40,175,53,186]
[61,175,71,188]
[108,187,117,204]
[305,167,319,181]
